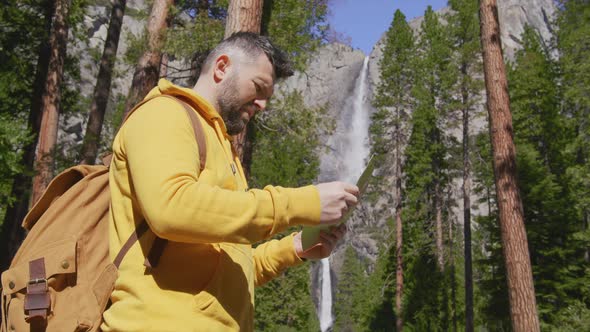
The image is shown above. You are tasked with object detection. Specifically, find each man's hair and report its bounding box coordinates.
[199,32,294,80]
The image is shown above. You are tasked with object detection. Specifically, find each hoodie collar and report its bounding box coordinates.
[146,79,232,140]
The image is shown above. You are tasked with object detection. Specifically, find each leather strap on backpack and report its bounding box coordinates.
[23,258,50,331]
[113,95,207,269]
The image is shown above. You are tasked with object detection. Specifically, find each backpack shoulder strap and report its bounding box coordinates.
[157,95,207,172]
[113,94,208,269]
[112,94,207,172]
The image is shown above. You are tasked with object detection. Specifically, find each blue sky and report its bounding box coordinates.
[328,0,448,54]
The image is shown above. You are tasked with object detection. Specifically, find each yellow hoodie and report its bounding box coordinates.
[101,79,321,332]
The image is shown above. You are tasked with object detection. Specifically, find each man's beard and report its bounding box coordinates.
[218,75,246,136]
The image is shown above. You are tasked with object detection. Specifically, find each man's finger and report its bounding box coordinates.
[343,183,359,196]
[344,192,358,206]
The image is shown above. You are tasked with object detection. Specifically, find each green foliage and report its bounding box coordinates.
[333,245,368,332]
[255,256,320,332]
[0,115,33,221]
[471,130,511,329]
[404,6,450,219]
[508,24,590,327]
[550,300,590,331]
[123,28,149,67]
[250,90,331,330]
[249,90,332,189]
[360,219,398,331]
[165,1,228,60]
[446,0,484,121]
[401,7,458,330]
[557,0,590,118]
[164,13,224,60]
[0,0,50,218]
[262,0,329,72]
[557,5,590,318]
[370,9,414,176]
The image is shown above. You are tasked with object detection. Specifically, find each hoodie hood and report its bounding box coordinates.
[145,79,232,140]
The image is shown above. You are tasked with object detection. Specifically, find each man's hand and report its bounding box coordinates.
[316,181,359,225]
[294,224,347,260]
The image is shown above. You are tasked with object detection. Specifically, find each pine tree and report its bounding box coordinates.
[479,0,540,330]
[370,9,414,331]
[558,2,590,300]
[361,220,398,331]
[509,25,589,328]
[447,0,483,329]
[0,0,87,269]
[31,0,71,204]
[0,0,51,270]
[402,6,454,330]
[333,245,366,332]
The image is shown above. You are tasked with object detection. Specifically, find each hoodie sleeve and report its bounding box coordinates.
[252,233,304,287]
[119,97,321,244]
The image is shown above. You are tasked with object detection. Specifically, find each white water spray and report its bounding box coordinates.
[319,56,371,332]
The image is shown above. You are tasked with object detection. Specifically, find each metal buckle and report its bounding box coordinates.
[27,278,48,291]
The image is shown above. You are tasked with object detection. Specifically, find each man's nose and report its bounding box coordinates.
[253,99,267,111]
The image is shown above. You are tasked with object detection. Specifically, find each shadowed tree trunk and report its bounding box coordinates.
[435,180,444,270]
[449,208,458,332]
[462,64,475,332]
[31,0,70,205]
[0,0,54,271]
[479,0,540,331]
[80,0,127,164]
[224,0,263,172]
[394,138,404,332]
[123,0,173,117]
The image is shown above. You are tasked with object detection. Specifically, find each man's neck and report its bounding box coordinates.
[193,78,219,112]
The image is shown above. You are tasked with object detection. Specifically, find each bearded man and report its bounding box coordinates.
[101,32,358,332]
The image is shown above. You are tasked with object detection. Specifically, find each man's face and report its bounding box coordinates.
[217,53,274,135]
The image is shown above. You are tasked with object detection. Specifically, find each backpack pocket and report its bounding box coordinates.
[1,239,78,331]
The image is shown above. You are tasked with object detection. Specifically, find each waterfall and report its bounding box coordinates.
[319,258,333,331]
[318,56,371,332]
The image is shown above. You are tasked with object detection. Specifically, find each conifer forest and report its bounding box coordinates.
[0,0,589,331]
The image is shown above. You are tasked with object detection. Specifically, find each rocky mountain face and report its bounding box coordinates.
[63,0,556,315]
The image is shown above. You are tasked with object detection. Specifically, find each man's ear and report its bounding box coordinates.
[213,54,230,83]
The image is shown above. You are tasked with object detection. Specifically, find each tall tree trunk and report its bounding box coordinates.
[0,1,55,271]
[224,0,263,38]
[123,0,173,117]
[0,0,54,271]
[31,0,70,205]
[462,64,475,332]
[449,211,458,332]
[159,53,169,78]
[394,118,404,332]
[435,180,444,270]
[479,1,540,331]
[224,0,263,171]
[585,212,589,262]
[80,0,127,164]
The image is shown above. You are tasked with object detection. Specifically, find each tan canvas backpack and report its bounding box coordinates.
[0,95,207,332]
